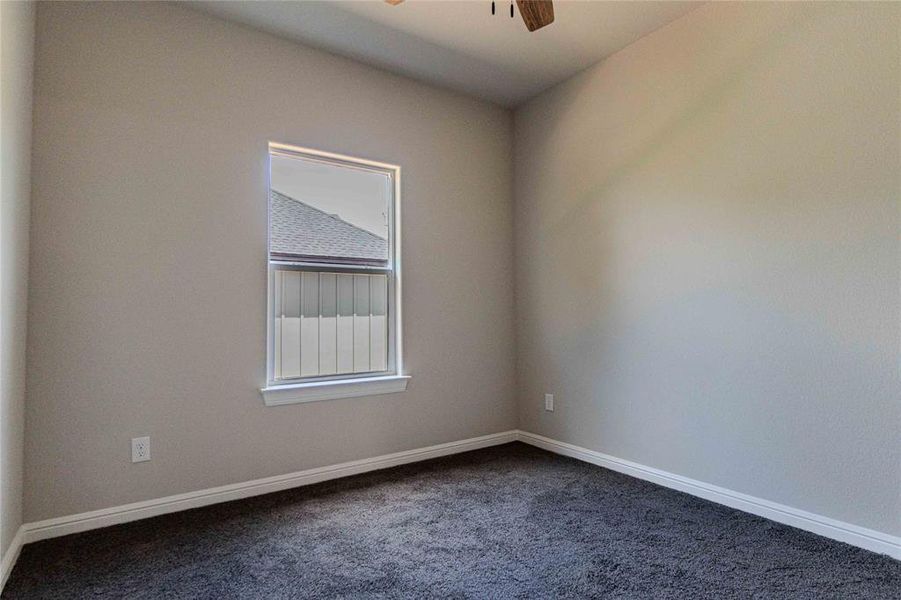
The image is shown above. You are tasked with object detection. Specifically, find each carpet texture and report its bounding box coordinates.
[4,443,899,598]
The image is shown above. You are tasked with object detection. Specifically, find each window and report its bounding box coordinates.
[261,143,407,405]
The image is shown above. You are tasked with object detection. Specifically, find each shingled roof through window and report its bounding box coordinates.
[269,190,388,266]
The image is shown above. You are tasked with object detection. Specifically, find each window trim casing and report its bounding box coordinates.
[261,142,407,405]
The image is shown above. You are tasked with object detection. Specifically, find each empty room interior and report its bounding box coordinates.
[1,0,899,597]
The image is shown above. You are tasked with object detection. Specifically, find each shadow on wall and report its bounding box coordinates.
[516,8,815,437]
[515,2,898,488]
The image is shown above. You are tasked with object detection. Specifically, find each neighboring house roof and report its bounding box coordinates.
[269,190,388,266]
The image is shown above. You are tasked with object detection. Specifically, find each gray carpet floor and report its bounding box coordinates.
[4,442,899,599]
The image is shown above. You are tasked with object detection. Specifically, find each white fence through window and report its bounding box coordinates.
[273,270,388,379]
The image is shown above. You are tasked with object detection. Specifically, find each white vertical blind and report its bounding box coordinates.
[300,272,319,377]
[353,275,371,373]
[275,270,389,380]
[336,274,355,374]
[370,274,387,372]
[318,273,338,375]
[278,270,301,379]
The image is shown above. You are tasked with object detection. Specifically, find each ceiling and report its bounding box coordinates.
[189,1,702,107]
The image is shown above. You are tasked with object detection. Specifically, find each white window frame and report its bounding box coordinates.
[260,142,408,406]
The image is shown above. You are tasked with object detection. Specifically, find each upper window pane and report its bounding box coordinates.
[269,151,390,267]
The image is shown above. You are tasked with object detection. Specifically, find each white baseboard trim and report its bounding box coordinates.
[0,526,24,592]
[6,426,896,594]
[516,430,900,560]
[21,430,518,545]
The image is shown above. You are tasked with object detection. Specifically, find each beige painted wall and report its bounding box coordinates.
[23,0,901,541]
[0,0,34,555]
[25,2,515,521]
[514,2,900,535]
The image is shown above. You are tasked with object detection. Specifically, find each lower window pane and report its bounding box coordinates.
[274,270,388,380]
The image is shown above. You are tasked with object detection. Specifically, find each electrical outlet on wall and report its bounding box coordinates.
[545,393,554,412]
[131,436,150,463]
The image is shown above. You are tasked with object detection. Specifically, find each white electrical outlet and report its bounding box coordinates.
[131,436,150,463]
[545,393,554,412]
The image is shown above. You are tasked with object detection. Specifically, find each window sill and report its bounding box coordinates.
[260,375,411,406]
